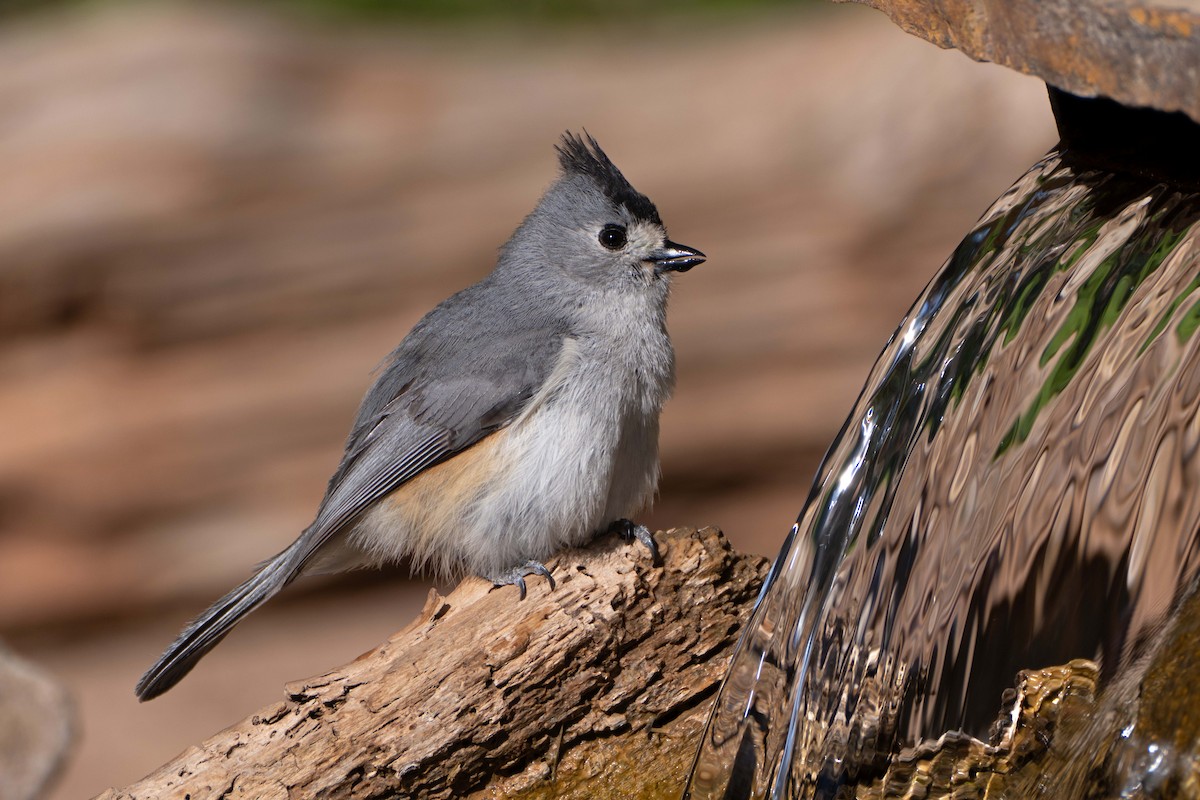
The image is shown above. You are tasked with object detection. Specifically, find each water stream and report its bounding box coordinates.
[685,151,1200,799]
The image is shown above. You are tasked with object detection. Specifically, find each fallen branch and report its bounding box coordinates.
[98,526,767,799]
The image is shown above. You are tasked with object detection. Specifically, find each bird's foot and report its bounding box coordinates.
[487,560,555,600]
[607,518,660,565]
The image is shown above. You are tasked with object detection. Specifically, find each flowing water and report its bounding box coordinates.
[685,151,1200,799]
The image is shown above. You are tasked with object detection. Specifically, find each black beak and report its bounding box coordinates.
[649,240,706,274]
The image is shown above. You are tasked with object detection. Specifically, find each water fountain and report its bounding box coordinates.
[685,6,1200,795]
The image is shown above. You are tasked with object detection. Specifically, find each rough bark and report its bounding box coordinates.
[96,526,767,800]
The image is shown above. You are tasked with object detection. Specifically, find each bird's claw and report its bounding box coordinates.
[488,560,555,600]
[608,518,660,565]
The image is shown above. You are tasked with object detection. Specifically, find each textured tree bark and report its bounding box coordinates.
[96,526,767,800]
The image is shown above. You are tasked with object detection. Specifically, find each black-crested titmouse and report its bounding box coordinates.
[136,133,705,700]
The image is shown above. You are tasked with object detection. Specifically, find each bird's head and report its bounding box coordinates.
[500,132,705,295]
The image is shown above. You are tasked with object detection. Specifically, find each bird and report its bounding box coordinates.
[135,132,705,701]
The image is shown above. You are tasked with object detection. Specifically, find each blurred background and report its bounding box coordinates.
[0,1,1056,796]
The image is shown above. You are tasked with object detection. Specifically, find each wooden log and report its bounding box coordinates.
[96,526,768,799]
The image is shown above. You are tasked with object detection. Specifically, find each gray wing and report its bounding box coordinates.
[296,318,569,569]
[135,287,568,701]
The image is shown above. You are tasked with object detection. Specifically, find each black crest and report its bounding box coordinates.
[555,132,662,226]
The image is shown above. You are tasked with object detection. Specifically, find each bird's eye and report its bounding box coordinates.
[598,224,627,250]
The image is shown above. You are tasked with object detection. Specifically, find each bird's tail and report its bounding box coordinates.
[135,544,302,701]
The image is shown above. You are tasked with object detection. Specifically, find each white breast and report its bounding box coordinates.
[455,312,674,575]
[349,297,675,580]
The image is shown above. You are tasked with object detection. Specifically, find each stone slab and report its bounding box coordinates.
[0,643,73,800]
[837,0,1200,124]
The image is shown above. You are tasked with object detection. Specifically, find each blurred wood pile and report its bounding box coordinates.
[0,4,1053,634]
[0,4,1061,797]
